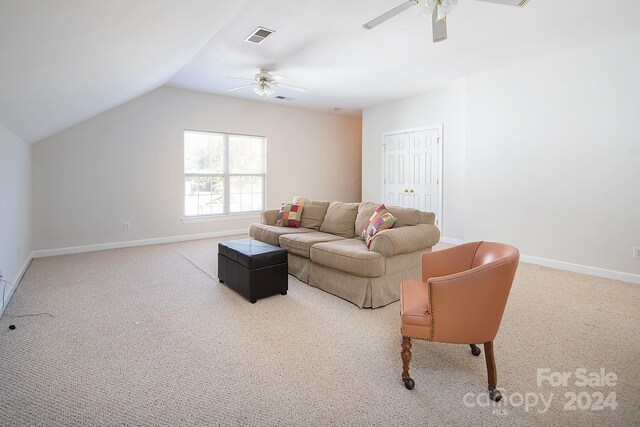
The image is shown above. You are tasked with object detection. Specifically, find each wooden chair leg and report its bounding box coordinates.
[470,344,481,356]
[484,341,502,402]
[401,336,415,390]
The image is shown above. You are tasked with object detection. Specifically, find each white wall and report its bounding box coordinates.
[33,86,361,251]
[363,34,640,278]
[465,34,640,276]
[362,79,467,240]
[0,125,32,313]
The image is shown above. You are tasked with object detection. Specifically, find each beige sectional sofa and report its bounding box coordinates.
[248,197,440,308]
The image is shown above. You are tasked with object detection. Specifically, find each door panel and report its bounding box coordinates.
[409,130,439,214]
[383,133,411,208]
[383,128,440,222]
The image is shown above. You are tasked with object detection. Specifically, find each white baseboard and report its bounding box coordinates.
[520,254,640,285]
[438,237,640,285]
[31,229,249,259]
[1,253,33,316]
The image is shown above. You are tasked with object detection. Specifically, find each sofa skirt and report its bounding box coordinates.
[308,261,422,309]
[284,245,430,309]
[288,253,310,283]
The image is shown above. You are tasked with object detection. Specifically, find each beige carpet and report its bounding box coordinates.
[1,236,639,426]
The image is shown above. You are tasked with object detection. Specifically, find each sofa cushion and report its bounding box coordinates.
[310,239,384,278]
[279,232,346,258]
[363,204,397,248]
[356,202,435,234]
[355,202,381,237]
[260,209,279,226]
[319,201,359,238]
[276,202,305,227]
[248,223,313,247]
[293,197,330,230]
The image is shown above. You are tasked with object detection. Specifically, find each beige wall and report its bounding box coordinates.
[363,34,640,278]
[0,125,32,312]
[33,87,361,251]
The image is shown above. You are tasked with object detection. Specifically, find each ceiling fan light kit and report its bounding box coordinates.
[227,69,307,98]
[363,0,529,43]
[254,83,274,97]
[423,0,458,23]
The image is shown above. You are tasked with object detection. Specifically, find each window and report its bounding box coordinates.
[184,130,265,217]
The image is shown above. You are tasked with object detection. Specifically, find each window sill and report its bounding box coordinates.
[182,213,260,224]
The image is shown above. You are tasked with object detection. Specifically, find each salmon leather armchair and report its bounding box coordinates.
[399,241,519,402]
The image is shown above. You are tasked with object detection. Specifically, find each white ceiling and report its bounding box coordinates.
[2,0,640,142]
[0,0,251,142]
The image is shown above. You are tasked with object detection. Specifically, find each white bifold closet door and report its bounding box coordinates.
[383,128,440,225]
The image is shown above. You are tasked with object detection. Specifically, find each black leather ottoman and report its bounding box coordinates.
[218,238,288,303]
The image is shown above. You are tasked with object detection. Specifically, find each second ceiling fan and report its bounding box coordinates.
[227,69,307,97]
[363,0,530,43]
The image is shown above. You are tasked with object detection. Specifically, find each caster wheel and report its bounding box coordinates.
[470,344,481,356]
[281,291,287,295]
[251,300,257,304]
[403,378,415,390]
[490,389,502,402]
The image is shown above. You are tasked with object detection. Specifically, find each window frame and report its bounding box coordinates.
[182,129,266,219]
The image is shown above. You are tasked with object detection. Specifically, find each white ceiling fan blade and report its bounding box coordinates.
[473,0,530,7]
[226,76,255,81]
[227,83,256,92]
[273,82,308,93]
[432,7,447,43]
[363,0,417,30]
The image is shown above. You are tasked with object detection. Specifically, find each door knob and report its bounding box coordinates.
[409,189,414,193]
[404,189,409,193]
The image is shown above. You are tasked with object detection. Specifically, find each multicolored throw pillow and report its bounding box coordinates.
[362,204,397,248]
[276,202,305,228]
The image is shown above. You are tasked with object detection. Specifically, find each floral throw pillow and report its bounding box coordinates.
[276,202,305,228]
[362,204,397,248]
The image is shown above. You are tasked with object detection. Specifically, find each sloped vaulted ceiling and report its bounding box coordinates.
[2,0,640,143]
[0,0,249,142]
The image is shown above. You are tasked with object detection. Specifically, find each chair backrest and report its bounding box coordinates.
[428,241,519,344]
[472,242,519,269]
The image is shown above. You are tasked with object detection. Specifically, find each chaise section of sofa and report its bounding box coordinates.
[248,198,440,308]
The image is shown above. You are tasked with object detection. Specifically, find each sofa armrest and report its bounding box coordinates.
[370,224,440,257]
[260,209,279,225]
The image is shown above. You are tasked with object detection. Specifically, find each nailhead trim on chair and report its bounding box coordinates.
[429,281,435,341]
[404,335,431,341]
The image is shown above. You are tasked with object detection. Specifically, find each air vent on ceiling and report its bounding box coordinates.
[245,27,275,45]
[275,96,295,101]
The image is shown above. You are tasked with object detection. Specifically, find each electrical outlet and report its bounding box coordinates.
[123,222,131,231]
[634,247,640,259]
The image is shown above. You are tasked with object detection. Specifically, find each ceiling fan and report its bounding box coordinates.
[363,0,530,43]
[227,69,308,97]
